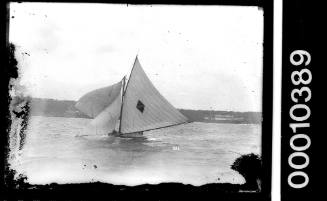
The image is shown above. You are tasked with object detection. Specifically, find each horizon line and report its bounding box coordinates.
[13,96,262,113]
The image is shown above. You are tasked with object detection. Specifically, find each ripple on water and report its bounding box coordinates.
[10,116,261,186]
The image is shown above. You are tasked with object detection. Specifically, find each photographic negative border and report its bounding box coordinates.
[0,0,273,200]
[281,0,314,200]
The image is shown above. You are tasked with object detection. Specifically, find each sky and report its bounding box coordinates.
[9,3,263,112]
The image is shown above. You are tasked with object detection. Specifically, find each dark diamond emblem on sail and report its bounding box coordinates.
[136,100,145,113]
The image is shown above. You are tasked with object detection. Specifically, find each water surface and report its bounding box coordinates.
[11,116,261,186]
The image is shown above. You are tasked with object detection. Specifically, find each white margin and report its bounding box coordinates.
[272,0,282,200]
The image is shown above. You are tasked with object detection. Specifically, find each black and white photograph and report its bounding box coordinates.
[4,1,272,199]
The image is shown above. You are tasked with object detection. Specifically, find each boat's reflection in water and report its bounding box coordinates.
[81,133,164,159]
[81,134,167,174]
[107,134,149,147]
[103,134,161,152]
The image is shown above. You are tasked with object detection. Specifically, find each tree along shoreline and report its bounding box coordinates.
[25,97,262,124]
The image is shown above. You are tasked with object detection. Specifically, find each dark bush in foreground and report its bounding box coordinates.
[231,153,262,191]
[4,166,29,189]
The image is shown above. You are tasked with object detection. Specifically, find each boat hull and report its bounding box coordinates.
[109,131,143,138]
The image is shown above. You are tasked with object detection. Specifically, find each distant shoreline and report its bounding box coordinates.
[24,97,262,124]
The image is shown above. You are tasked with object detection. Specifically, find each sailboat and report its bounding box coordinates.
[75,56,189,137]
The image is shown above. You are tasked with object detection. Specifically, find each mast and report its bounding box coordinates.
[118,76,126,133]
[118,55,138,133]
[123,55,138,96]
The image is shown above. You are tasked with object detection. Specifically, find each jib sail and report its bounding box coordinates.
[75,80,123,133]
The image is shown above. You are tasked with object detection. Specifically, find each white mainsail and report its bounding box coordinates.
[120,57,188,134]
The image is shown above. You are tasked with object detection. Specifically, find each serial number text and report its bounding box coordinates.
[288,50,311,189]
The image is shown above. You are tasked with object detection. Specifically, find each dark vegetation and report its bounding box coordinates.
[4,166,28,190]
[231,153,262,191]
[27,98,262,124]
